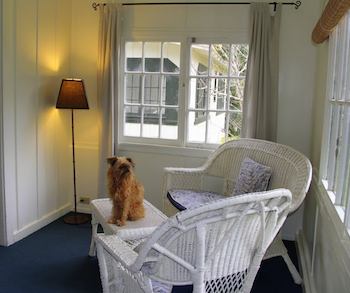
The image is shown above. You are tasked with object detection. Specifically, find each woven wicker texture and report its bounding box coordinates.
[312,0,350,43]
[162,138,312,284]
[96,189,292,293]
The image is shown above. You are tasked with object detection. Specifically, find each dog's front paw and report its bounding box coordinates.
[108,217,117,224]
[116,219,126,226]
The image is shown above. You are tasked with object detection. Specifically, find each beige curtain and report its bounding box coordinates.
[242,3,281,141]
[97,3,120,197]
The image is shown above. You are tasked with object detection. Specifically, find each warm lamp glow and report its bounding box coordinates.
[56,78,89,109]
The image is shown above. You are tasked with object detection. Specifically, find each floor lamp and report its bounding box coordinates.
[56,78,90,225]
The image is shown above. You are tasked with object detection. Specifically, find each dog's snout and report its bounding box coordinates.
[120,163,130,170]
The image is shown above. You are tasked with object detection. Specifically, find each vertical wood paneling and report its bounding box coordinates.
[2,0,18,244]
[37,0,59,217]
[0,0,5,246]
[15,0,39,228]
[37,0,72,217]
[2,0,72,242]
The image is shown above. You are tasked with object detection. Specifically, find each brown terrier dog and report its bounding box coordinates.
[107,156,145,226]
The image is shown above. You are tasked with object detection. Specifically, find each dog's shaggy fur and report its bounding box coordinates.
[106,156,145,226]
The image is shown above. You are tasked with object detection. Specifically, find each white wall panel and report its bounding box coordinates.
[15,0,39,228]
[2,0,72,245]
[70,0,99,204]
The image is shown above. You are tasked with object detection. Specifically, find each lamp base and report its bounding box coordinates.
[63,212,90,225]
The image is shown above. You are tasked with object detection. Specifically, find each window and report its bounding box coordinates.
[124,41,180,140]
[121,40,248,147]
[188,43,248,144]
[320,11,350,228]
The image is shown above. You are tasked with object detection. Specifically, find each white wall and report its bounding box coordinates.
[70,0,100,209]
[2,0,72,245]
[0,0,5,246]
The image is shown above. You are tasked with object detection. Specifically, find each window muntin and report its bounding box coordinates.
[122,40,248,146]
[123,41,180,140]
[188,43,248,144]
[321,11,350,228]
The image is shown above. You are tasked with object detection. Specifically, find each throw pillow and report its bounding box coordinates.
[233,157,272,196]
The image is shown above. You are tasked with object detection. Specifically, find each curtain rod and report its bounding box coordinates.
[92,1,302,10]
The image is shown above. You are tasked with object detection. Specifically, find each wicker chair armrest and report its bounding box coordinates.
[163,166,207,175]
[96,234,139,269]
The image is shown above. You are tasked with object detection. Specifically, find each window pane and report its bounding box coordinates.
[162,75,179,106]
[190,44,209,76]
[124,106,141,137]
[126,42,142,72]
[189,78,208,109]
[207,112,226,144]
[145,42,161,72]
[188,111,206,142]
[229,79,245,111]
[209,78,227,110]
[227,112,242,140]
[163,42,180,73]
[144,75,161,105]
[143,106,159,138]
[230,44,249,77]
[161,108,178,140]
[210,44,229,76]
[125,74,142,104]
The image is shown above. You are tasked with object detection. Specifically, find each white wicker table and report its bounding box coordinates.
[88,198,167,256]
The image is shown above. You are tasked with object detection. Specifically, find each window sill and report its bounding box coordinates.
[117,142,214,158]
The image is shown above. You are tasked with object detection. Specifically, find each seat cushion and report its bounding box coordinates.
[167,189,226,211]
[233,157,272,196]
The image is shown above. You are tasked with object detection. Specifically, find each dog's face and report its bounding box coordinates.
[107,156,135,182]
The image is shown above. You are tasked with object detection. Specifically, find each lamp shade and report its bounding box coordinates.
[56,78,89,109]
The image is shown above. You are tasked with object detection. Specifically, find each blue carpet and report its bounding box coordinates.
[0,214,302,293]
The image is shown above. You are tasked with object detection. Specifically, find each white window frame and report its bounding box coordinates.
[118,33,249,151]
[320,11,350,231]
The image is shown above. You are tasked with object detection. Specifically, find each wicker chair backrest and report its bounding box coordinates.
[202,139,311,213]
[133,189,292,293]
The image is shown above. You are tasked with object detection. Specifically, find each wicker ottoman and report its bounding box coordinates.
[89,198,167,256]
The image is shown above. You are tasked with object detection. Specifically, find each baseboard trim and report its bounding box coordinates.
[296,232,316,293]
[12,203,71,244]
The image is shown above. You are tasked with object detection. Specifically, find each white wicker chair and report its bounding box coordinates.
[96,189,292,293]
[162,138,312,284]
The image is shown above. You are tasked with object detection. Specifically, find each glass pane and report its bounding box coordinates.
[229,79,245,111]
[207,112,226,144]
[190,44,209,76]
[209,78,227,110]
[161,108,178,140]
[143,106,159,138]
[144,75,161,105]
[230,44,249,77]
[210,44,229,76]
[189,78,208,109]
[126,42,143,72]
[124,106,141,137]
[125,74,142,104]
[163,42,180,73]
[188,111,206,142]
[162,75,179,106]
[145,42,161,72]
[227,112,242,140]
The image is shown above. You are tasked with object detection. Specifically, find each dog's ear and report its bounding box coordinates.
[107,157,118,166]
[126,157,135,168]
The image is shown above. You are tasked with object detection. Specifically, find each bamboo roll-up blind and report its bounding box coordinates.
[312,0,350,44]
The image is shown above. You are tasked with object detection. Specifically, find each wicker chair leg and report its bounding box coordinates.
[282,253,303,284]
[88,214,98,257]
